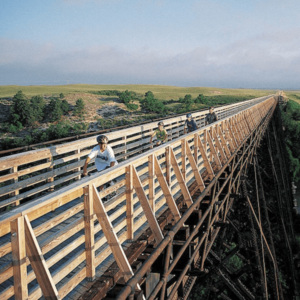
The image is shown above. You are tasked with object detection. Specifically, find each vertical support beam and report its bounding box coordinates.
[126,165,134,240]
[181,139,186,181]
[10,166,20,206]
[218,125,231,158]
[148,154,155,211]
[154,155,181,220]
[11,216,28,300]
[165,146,171,185]
[24,215,59,299]
[84,184,95,281]
[170,148,193,207]
[132,166,164,243]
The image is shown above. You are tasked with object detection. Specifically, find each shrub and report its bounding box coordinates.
[126,103,139,110]
[74,98,85,117]
[49,97,63,121]
[61,100,70,114]
[59,93,65,99]
[140,91,167,113]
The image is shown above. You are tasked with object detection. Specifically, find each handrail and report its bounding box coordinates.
[0,95,277,300]
[0,95,272,210]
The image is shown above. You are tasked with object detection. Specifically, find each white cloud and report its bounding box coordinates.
[1,34,300,88]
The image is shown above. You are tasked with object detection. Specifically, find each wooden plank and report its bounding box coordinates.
[24,215,59,299]
[84,184,95,281]
[170,147,193,207]
[154,155,181,221]
[126,165,134,240]
[132,166,164,244]
[148,154,155,211]
[185,140,206,192]
[11,216,28,300]
[197,136,214,180]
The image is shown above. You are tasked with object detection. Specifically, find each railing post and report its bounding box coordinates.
[148,154,155,212]
[10,166,19,206]
[126,165,134,240]
[74,149,81,181]
[11,216,28,300]
[181,139,186,181]
[123,136,127,160]
[165,146,171,185]
[194,133,198,164]
[84,184,95,281]
[47,157,55,192]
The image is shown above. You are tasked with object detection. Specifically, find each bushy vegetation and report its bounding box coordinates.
[0,122,88,151]
[74,98,85,117]
[118,90,141,110]
[140,91,168,113]
[10,91,46,127]
[281,99,300,181]
[90,90,121,96]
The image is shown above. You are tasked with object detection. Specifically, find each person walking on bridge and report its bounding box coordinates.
[82,134,118,177]
[205,106,218,125]
[184,113,198,134]
[150,122,168,146]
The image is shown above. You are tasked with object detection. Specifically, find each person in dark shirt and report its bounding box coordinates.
[205,106,218,125]
[184,113,199,134]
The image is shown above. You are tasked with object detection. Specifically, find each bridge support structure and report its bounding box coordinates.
[1,95,297,300]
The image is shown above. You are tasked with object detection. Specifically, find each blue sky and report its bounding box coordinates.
[1,0,300,88]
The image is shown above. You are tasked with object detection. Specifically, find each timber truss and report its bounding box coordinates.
[1,96,296,300]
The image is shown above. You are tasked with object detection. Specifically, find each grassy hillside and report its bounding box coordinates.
[0,84,276,100]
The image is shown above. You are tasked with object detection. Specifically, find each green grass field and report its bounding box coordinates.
[0,84,278,100]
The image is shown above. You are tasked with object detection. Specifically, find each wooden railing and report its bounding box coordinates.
[0,95,277,300]
[0,95,272,210]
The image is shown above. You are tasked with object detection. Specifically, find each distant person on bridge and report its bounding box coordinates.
[82,135,118,191]
[205,106,218,125]
[150,122,168,146]
[184,113,199,134]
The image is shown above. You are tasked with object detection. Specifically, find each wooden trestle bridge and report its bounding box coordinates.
[0,94,297,300]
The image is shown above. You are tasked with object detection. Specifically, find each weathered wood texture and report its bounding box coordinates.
[0,96,276,300]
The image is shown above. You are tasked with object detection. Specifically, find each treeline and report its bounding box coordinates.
[0,91,87,151]
[7,91,85,132]
[281,99,300,181]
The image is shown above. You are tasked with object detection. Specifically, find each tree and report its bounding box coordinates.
[61,100,70,114]
[49,97,63,121]
[10,91,35,126]
[74,98,85,117]
[30,95,46,124]
[183,94,194,110]
[140,91,167,113]
[119,90,132,105]
[59,93,65,99]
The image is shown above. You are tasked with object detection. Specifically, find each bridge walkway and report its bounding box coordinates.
[0,95,277,300]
